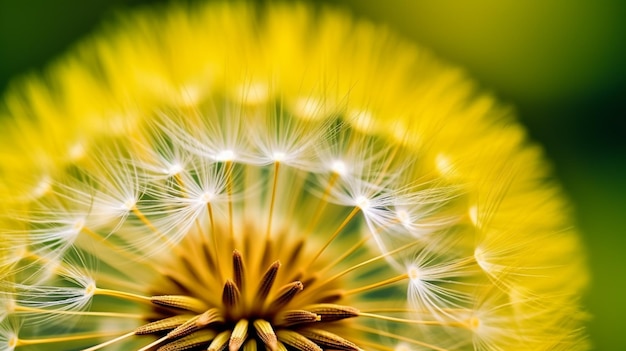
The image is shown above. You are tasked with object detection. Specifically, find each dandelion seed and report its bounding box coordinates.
[331,160,348,176]
[0,321,19,351]
[0,2,588,351]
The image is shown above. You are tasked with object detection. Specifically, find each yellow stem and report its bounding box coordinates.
[137,334,170,351]
[316,236,370,276]
[94,288,152,303]
[319,239,421,288]
[344,273,408,296]
[265,161,280,241]
[208,201,222,282]
[360,307,472,314]
[80,331,137,351]
[303,172,338,236]
[358,312,469,328]
[306,206,360,269]
[14,305,145,319]
[16,330,133,346]
[353,325,450,351]
[173,173,187,197]
[226,160,234,241]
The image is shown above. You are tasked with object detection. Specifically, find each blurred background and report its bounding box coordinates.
[1,0,624,349]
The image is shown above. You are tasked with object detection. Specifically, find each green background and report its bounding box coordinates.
[1,0,624,349]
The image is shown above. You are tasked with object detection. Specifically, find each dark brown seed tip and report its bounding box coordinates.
[222,280,241,309]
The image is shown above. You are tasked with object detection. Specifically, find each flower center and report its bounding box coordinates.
[140,224,361,351]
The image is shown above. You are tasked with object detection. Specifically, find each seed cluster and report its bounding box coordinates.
[140,247,360,351]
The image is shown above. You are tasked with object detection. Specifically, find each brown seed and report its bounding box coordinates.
[151,295,209,313]
[255,261,281,303]
[252,319,278,350]
[299,328,361,350]
[305,303,359,322]
[135,315,191,335]
[229,319,249,351]
[267,281,303,311]
[275,310,321,326]
[222,280,241,310]
[276,330,322,351]
[156,330,217,351]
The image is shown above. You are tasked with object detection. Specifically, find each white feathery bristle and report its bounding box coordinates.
[405,246,478,322]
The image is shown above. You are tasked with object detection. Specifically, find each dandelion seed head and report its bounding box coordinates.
[271,151,287,162]
[408,265,421,281]
[214,149,236,162]
[355,195,371,210]
[468,316,481,331]
[71,218,85,235]
[198,191,214,204]
[331,160,348,176]
[5,332,18,351]
[166,163,183,176]
[83,281,96,298]
[0,1,588,350]
[396,209,412,227]
[120,198,136,212]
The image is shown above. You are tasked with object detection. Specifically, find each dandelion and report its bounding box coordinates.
[0,2,588,351]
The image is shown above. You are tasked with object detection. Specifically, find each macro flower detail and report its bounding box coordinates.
[0,2,588,351]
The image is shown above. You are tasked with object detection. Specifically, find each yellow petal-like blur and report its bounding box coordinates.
[0,2,587,351]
